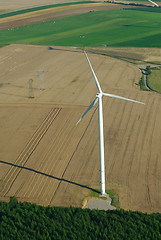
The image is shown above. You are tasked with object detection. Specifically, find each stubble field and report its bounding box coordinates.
[0,44,161,213]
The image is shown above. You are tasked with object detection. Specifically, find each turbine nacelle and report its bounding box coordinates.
[96,92,103,98]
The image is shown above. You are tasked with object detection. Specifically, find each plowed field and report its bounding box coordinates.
[0,44,161,213]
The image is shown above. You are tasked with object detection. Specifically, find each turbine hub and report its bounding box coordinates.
[96,92,103,98]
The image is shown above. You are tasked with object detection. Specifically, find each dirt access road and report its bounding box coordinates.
[0,44,161,213]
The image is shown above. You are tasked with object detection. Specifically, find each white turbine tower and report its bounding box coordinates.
[76,51,145,195]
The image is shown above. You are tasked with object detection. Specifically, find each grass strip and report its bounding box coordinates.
[139,73,149,91]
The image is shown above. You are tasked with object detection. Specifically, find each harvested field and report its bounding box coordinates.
[0,44,161,213]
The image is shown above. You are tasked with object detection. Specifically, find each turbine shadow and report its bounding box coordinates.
[0,160,99,194]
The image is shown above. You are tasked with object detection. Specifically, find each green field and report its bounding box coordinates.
[147,69,161,93]
[0,8,161,48]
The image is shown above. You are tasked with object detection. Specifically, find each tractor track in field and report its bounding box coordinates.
[123,113,136,204]
[144,97,158,210]
[126,96,153,206]
[136,96,152,173]
[105,98,126,179]
[25,109,80,200]
[108,97,134,175]
[0,107,61,196]
[50,107,97,204]
[126,93,143,178]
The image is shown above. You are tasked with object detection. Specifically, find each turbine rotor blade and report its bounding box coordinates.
[84,51,102,93]
[148,0,159,7]
[103,92,145,105]
[76,97,98,125]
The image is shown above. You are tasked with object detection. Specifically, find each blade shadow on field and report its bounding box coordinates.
[0,160,99,194]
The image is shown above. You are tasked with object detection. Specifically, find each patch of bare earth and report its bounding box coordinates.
[0,44,161,213]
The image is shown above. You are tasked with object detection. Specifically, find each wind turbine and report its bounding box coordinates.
[76,51,145,195]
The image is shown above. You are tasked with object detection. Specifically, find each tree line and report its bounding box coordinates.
[0,197,161,239]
